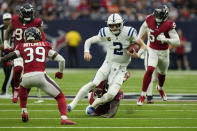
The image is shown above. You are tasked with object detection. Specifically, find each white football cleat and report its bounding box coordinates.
[137,96,146,106]
[86,105,95,115]
[156,86,167,101]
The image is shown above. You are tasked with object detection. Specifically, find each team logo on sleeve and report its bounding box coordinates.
[107,37,111,41]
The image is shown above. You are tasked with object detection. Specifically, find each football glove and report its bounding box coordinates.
[55,72,63,79]
[157,33,167,44]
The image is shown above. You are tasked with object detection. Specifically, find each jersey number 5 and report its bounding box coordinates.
[113,42,123,55]
[24,47,45,63]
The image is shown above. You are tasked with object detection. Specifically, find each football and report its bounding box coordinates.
[127,43,140,53]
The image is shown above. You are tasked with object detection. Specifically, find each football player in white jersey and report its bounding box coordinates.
[67,13,146,115]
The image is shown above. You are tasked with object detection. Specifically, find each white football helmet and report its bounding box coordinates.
[107,13,124,35]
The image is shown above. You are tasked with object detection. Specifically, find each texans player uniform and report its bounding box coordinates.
[4,3,46,103]
[1,27,76,125]
[67,13,146,114]
[137,5,180,105]
[88,80,123,117]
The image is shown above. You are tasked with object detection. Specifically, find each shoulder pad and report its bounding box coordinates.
[99,27,107,37]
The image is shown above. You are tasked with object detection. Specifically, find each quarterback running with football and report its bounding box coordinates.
[2,3,46,103]
[137,5,180,105]
[0,27,76,125]
[67,13,146,115]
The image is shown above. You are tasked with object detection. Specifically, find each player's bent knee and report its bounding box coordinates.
[106,92,116,102]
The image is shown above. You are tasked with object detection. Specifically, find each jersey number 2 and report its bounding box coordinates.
[113,42,123,55]
[24,47,45,63]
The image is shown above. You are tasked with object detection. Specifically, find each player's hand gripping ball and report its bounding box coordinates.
[127,43,140,53]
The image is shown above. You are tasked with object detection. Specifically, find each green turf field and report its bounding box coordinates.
[0,69,197,131]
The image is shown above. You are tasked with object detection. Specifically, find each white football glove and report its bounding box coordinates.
[4,40,11,49]
[157,33,167,44]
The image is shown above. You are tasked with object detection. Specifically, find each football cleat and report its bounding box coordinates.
[22,111,29,122]
[86,105,95,115]
[12,88,19,103]
[157,86,167,101]
[137,96,146,106]
[147,95,154,104]
[61,119,76,125]
[67,104,72,112]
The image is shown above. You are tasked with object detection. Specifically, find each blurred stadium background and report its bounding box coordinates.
[1,0,197,69]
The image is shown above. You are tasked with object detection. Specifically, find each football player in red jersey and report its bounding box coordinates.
[135,5,180,105]
[3,3,46,103]
[0,27,76,125]
[87,71,130,118]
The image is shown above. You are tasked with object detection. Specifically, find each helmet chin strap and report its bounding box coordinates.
[24,17,31,21]
[155,18,162,23]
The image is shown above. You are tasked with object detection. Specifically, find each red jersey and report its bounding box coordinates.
[12,15,43,49]
[16,41,52,74]
[146,15,176,50]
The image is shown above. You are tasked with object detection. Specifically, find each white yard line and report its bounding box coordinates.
[0,109,197,112]
[0,103,197,106]
[0,126,197,129]
[0,118,197,120]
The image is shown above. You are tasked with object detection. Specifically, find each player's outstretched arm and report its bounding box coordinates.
[0,52,17,66]
[84,35,103,62]
[4,23,14,49]
[48,50,65,79]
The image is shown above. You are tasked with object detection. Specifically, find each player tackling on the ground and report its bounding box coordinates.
[0,27,76,125]
[67,13,146,115]
[137,5,180,105]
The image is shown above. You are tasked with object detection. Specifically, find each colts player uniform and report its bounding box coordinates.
[1,27,76,125]
[137,5,180,105]
[3,3,46,103]
[67,13,146,115]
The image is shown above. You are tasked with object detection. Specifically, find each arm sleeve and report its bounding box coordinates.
[165,29,180,46]
[137,21,148,39]
[14,50,21,57]
[84,35,104,53]
[48,49,65,73]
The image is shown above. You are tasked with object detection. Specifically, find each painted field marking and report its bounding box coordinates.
[0,103,197,106]
[0,126,197,129]
[0,109,197,112]
[0,117,197,120]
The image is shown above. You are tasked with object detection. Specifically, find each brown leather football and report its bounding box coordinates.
[127,43,140,53]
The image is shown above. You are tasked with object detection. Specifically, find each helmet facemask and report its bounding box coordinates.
[107,14,124,35]
[153,5,169,24]
[20,3,34,22]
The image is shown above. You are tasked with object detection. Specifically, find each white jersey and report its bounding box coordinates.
[97,26,138,66]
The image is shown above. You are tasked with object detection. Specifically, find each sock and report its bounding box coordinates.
[147,80,153,96]
[141,91,146,96]
[13,66,23,88]
[19,86,28,108]
[61,115,68,120]
[55,92,67,116]
[22,108,27,113]
[70,82,95,109]
[142,66,155,92]
[158,73,166,88]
